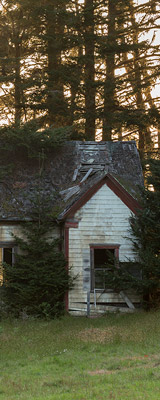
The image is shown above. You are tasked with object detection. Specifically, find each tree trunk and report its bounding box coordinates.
[69,0,83,127]
[128,0,153,156]
[103,0,116,141]
[46,2,65,126]
[14,36,22,126]
[84,0,95,140]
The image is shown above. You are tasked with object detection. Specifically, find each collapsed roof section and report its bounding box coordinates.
[0,141,143,221]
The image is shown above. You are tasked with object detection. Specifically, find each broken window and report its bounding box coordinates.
[0,245,15,286]
[90,245,119,291]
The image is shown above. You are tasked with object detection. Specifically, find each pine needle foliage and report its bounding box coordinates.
[0,0,159,151]
[0,121,71,158]
[102,159,160,309]
[3,192,72,318]
[129,158,160,308]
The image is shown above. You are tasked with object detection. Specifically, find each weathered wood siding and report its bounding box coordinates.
[68,184,140,315]
[0,225,60,243]
[0,225,21,242]
[0,224,60,243]
[0,224,60,285]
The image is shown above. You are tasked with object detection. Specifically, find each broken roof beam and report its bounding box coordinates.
[60,185,80,201]
[81,161,106,165]
[72,168,79,182]
[80,168,93,184]
[80,165,104,172]
[79,144,107,150]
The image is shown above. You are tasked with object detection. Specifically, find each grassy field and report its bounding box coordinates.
[0,311,160,400]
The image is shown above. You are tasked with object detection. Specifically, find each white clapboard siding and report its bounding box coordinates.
[68,184,140,314]
[0,225,22,242]
[0,225,60,242]
[69,305,135,316]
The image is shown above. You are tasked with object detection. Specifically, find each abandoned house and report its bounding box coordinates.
[0,141,143,315]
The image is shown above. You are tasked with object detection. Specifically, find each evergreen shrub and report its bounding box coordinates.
[102,159,160,309]
[3,193,72,318]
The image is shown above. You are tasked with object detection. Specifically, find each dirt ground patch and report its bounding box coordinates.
[77,327,116,343]
[88,369,114,376]
[77,326,146,344]
[87,355,160,376]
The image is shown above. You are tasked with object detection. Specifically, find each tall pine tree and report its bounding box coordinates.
[0,0,159,151]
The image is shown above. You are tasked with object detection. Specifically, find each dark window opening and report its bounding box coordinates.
[91,246,119,291]
[94,248,114,267]
[0,246,15,286]
[3,248,13,265]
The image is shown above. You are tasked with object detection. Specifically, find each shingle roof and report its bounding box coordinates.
[0,141,143,221]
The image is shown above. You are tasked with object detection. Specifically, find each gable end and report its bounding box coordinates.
[58,174,140,221]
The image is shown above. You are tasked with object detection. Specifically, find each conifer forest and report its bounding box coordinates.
[0,0,160,157]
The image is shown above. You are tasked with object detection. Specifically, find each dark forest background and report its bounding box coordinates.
[0,0,160,157]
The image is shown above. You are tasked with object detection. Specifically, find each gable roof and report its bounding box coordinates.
[58,173,141,221]
[0,140,143,221]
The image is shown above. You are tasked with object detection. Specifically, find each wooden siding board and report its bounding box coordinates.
[0,225,60,242]
[0,225,21,241]
[69,308,135,316]
[69,291,140,303]
[68,184,139,314]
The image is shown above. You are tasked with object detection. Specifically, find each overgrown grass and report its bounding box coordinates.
[0,311,160,399]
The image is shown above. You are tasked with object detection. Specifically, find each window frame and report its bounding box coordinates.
[0,242,17,286]
[90,244,120,292]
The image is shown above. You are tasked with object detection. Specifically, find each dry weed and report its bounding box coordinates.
[77,327,116,343]
[77,326,146,344]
